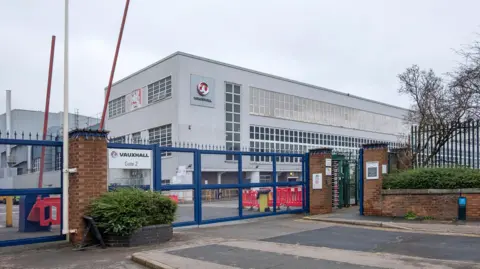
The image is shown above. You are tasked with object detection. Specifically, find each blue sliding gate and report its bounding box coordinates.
[0,137,65,247]
[108,143,309,227]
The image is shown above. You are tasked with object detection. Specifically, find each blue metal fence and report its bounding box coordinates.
[0,138,65,247]
[107,143,308,227]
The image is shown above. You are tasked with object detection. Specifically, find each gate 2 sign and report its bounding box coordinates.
[108,149,152,169]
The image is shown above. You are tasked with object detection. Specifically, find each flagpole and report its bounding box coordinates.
[62,0,70,241]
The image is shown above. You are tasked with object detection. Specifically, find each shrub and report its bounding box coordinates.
[404,211,417,220]
[383,168,480,189]
[88,188,177,236]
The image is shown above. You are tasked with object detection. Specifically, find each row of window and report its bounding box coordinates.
[110,124,173,157]
[148,124,172,157]
[249,87,405,135]
[108,96,125,118]
[31,152,62,173]
[249,125,402,149]
[248,140,360,163]
[108,76,172,118]
[225,83,241,161]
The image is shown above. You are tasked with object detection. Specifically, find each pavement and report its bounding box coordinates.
[305,206,480,236]
[2,204,480,268]
[131,214,480,269]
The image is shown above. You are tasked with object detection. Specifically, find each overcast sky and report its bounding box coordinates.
[1,0,479,118]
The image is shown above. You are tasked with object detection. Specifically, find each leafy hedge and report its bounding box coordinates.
[383,168,480,189]
[88,188,177,236]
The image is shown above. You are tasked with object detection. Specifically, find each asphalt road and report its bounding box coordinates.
[1,215,480,268]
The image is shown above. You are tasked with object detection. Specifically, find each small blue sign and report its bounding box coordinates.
[458,197,467,206]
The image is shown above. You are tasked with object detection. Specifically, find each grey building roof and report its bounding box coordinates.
[110,51,410,112]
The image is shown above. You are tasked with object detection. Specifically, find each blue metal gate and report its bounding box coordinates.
[107,143,309,227]
[0,136,65,247]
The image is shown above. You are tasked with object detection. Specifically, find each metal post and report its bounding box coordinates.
[359,148,364,215]
[39,35,56,188]
[99,0,131,130]
[5,90,11,162]
[5,90,12,227]
[475,120,480,169]
[62,0,70,240]
[238,152,243,218]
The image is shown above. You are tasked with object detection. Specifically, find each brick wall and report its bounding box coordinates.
[309,148,332,215]
[382,189,480,220]
[68,130,108,245]
[363,144,388,216]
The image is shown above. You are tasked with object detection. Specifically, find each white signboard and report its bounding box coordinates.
[129,88,142,110]
[108,149,151,169]
[312,173,323,190]
[382,164,388,174]
[366,161,379,180]
[325,158,332,167]
[326,167,332,176]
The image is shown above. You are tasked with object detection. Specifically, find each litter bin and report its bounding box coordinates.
[256,188,271,212]
[458,196,467,221]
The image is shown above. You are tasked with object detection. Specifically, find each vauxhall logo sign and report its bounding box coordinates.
[197,82,209,96]
[191,74,215,108]
[108,149,151,169]
[110,151,149,158]
[193,81,212,103]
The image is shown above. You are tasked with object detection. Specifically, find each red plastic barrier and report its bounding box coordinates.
[27,197,61,226]
[242,190,258,209]
[168,195,179,204]
[241,187,303,210]
[268,188,286,208]
[285,187,303,208]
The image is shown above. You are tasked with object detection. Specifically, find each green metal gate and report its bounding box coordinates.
[332,153,359,209]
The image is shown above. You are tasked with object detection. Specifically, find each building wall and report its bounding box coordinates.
[0,170,60,189]
[176,54,407,146]
[104,52,409,176]
[0,110,97,136]
[105,56,180,140]
[381,190,480,220]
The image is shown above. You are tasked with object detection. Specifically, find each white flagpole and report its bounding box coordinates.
[62,0,70,240]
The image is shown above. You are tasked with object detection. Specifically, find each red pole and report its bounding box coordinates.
[99,0,131,130]
[38,35,56,188]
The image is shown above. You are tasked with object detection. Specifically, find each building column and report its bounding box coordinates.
[216,172,224,184]
[68,129,109,245]
[363,143,388,216]
[27,145,32,174]
[309,148,333,215]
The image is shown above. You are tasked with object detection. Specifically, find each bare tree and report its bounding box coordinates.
[451,40,480,119]
[397,65,474,167]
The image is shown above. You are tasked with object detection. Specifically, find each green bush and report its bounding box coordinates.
[88,188,177,236]
[383,168,480,189]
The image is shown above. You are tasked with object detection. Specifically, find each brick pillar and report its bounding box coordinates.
[68,130,109,244]
[309,148,333,215]
[363,144,388,216]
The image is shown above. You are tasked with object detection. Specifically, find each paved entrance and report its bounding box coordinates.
[3,215,480,268]
[133,217,480,269]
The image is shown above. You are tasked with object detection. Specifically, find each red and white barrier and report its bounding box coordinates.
[27,197,61,226]
[242,187,303,210]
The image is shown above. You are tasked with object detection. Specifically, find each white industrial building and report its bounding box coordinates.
[0,90,100,189]
[105,52,409,194]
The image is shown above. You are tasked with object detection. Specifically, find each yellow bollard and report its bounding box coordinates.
[6,196,13,227]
